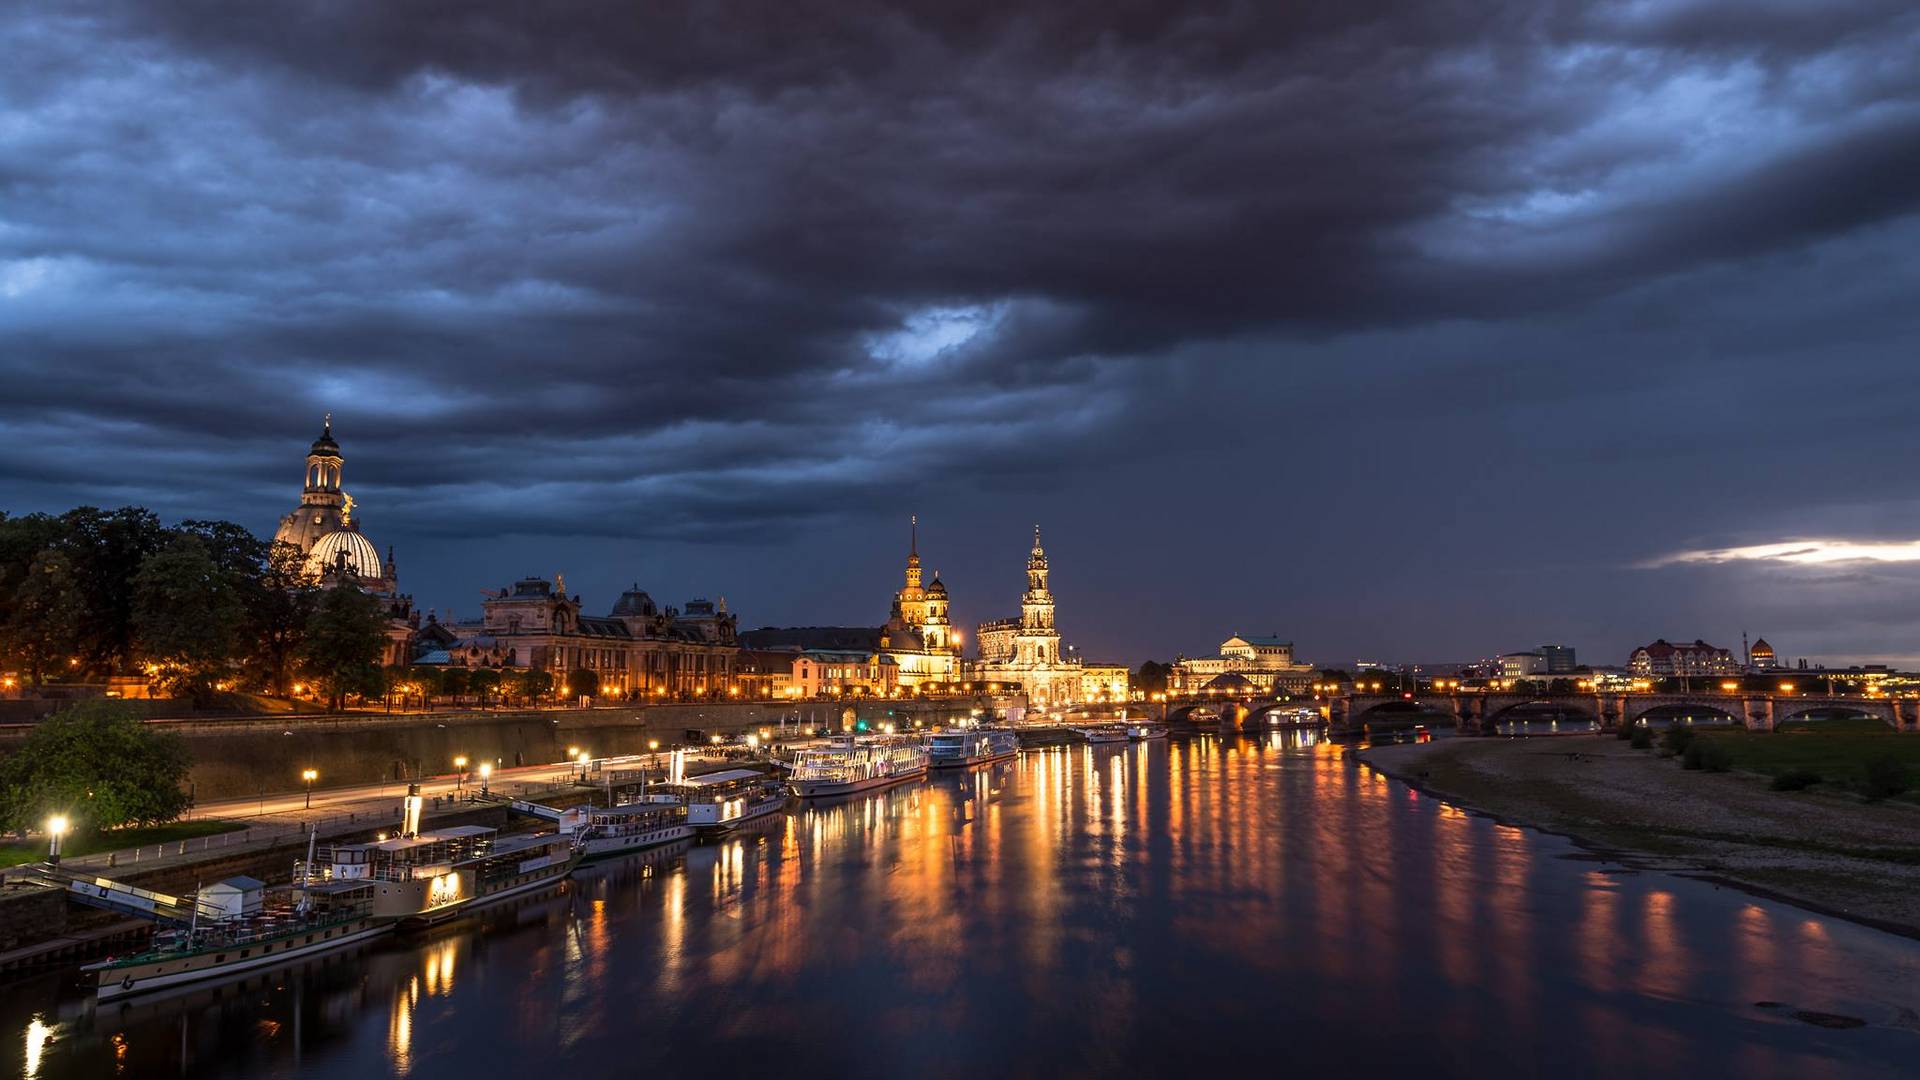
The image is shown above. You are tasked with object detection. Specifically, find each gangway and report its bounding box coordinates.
[465,789,570,822]
[508,799,566,822]
[21,864,222,927]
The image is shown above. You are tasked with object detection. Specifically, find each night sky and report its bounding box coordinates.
[5,3,1920,668]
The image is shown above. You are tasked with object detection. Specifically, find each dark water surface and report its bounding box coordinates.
[8,734,1919,1078]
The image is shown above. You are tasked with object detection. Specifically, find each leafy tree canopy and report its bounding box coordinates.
[0,699,192,833]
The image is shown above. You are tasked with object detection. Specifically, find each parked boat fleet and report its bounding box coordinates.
[80,720,1165,1002]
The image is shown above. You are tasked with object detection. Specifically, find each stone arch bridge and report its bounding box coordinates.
[1338,692,1917,733]
[1157,692,1918,733]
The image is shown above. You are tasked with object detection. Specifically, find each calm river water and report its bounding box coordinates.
[7,733,1919,1079]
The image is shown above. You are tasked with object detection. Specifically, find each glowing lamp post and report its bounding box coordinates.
[454,755,469,793]
[302,768,319,809]
[477,762,492,795]
[577,751,591,783]
[46,815,69,866]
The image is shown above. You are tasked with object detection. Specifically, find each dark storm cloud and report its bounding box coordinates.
[3,1,1920,660]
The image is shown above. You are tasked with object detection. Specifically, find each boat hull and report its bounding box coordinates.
[789,765,927,798]
[929,746,1017,769]
[92,918,388,1001]
[400,856,580,927]
[690,796,785,836]
[577,824,696,860]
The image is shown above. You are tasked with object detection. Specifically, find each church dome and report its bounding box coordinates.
[306,528,382,579]
[926,576,947,596]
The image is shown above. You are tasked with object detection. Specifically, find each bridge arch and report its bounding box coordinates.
[1622,700,1744,728]
[1774,703,1897,729]
[1165,703,1223,726]
[1242,700,1324,727]
[1483,698,1601,724]
[1352,699,1458,724]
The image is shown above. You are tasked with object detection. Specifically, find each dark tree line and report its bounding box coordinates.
[0,507,390,709]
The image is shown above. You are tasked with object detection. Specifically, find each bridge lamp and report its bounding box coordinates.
[45,815,69,865]
[1779,682,1796,694]
[1720,681,1739,693]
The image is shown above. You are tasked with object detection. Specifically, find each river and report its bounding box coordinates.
[7,732,1919,1078]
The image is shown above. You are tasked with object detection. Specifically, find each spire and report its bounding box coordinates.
[911,514,919,557]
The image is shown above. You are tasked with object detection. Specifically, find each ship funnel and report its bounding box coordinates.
[669,749,685,786]
[402,782,424,838]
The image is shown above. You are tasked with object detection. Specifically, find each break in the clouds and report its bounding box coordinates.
[1655,540,1920,567]
[3,2,1920,664]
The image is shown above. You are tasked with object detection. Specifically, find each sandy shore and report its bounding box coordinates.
[1362,735,1920,937]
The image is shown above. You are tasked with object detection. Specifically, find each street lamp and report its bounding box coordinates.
[478,761,492,794]
[577,750,591,783]
[454,755,469,793]
[46,815,68,866]
[302,768,318,809]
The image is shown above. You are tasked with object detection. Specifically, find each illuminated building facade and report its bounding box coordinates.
[879,516,961,689]
[439,578,738,697]
[972,527,1083,707]
[1629,639,1737,677]
[1171,635,1314,695]
[1080,663,1131,703]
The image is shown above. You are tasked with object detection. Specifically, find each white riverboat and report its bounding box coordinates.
[788,734,929,797]
[564,801,694,859]
[1074,725,1129,744]
[926,726,1019,769]
[1126,722,1168,741]
[86,877,388,1001]
[321,825,579,928]
[672,768,788,834]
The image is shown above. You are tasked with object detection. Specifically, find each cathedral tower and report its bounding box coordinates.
[1017,526,1059,664]
[897,514,928,626]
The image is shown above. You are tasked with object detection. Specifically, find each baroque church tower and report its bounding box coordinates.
[1016,526,1059,665]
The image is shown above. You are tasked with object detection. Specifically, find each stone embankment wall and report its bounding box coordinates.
[1,699,982,800]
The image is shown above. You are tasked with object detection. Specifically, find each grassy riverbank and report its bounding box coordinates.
[0,820,246,869]
[1362,734,1920,936]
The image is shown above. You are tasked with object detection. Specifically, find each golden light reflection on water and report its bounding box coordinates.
[1639,889,1688,1000]
[386,975,415,1077]
[34,735,1920,1080]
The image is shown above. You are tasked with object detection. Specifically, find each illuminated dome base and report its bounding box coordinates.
[306,528,382,579]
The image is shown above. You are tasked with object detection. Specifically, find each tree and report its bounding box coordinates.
[300,587,388,710]
[409,666,443,709]
[567,668,600,700]
[439,666,470,705]
[1132,660,1171,695]
[132,535,245,702]
[57,507,170,676]
[4,549,83,688]
[250,540,316,695]
[0,515,74,683]
[0,699,192,833]
[467,668,500,707]
[518,668,555,701]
